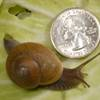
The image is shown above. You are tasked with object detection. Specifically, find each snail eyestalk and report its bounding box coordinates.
[4,34,19,54]
[74,52,100,88]
[48,52,100,90]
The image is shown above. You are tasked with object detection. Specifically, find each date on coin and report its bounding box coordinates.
[50,8,100,58]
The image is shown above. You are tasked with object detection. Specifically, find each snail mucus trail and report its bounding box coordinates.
[4,34,100,90]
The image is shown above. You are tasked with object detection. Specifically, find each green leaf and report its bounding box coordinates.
[0,0,100,100]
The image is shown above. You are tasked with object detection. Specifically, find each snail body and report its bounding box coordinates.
[4,34,99,90]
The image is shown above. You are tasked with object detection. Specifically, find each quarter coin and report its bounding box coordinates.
[50,8,100,58]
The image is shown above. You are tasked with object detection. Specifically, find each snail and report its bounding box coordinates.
[4,34,100,90]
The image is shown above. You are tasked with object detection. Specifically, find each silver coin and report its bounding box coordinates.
[50,8,100,58]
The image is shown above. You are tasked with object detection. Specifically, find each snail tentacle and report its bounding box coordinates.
[47,52,100,90]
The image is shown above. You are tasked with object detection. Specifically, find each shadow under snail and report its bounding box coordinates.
[3,34,100,90]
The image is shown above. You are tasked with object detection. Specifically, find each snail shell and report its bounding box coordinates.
[6,42,63,89]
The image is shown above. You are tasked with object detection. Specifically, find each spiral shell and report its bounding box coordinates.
[6,42,63,89]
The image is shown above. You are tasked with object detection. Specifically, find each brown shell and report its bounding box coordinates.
[6,42,63,89]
